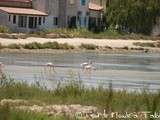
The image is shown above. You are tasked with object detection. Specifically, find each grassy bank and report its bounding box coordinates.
[0,42,103,50]
[1,27,160,40]
[134,42,160,48]
[0,106,66,120]
[0,42,149,51]
[0,42,75,50]
[34,28,160,40]
[0,74,160,113]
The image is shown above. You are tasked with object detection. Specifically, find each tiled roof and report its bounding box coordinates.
[0,7,47,16]
[0,0,31,3]
[89,2,103,11]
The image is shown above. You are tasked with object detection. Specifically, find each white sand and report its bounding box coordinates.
[0,37,156,48]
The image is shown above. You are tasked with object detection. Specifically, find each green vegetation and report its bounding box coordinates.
[22,42,74,50]
[41,28,122,39]
[0,105,66,120]
[79,43,98,50]
[7,43,21,49]
[106,0,160,35]
[134,42,160,48]
[0,25,10,33]
[38,28,160,39]
[0,42,75,50]
[0,74,160,112]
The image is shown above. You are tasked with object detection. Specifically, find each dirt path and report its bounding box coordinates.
[0,37,156,48]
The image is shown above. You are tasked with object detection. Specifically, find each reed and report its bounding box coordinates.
[0,74,160,112]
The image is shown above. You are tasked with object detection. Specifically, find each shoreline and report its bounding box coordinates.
[0,37,160,54]
[0,47,160,54]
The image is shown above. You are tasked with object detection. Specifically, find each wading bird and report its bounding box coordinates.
[45,62,56,73]
[81,60,95,73]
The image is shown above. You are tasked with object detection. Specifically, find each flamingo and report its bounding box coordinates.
[81,60,95,73]
[81,62,89,69]
[81,60,92,68]
[45,62,56,73]
[84,65,96,71]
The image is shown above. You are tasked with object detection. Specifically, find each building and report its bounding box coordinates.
[0,0,104,32]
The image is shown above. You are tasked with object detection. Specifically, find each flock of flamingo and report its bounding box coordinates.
[45,60,95,74]
[0,60,95,77]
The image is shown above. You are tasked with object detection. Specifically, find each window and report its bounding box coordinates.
[38,17,42,25]
[8,15,11,21]
[53,17,58,26]
[13,15,16,24]
[29,17,37,29]
[81,0,86,6]
[18,16,27,28]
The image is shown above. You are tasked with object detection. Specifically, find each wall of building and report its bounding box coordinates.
[66,0,77,17]
[76,0,89,27]
[32,0,47,13]
[58,0,67,27]
[32,0,59,29]
[0,1,31,8]
[0,11,8,26]
[90,0,107,10]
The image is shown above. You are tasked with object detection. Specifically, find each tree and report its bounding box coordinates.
[106,0,160,35]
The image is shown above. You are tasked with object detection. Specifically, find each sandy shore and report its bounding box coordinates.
[0,37,160,53]
[0,37,156,47]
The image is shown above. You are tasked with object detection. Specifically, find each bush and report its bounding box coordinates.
[79,43,98,50]
[23,42,43,49]
[134,42,156,47]
[43,42,60,49]
[0,43,4,49]
[22,42,75,50]
[106,0,160,34]
[0,25,10,33]
[7,44,21,49]
[59,43,75,49]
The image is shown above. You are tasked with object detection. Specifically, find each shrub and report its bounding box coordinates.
[134,42,156,47]
[79,43,98,50]
[23,42,43,49]
[0,43,4,49]
[59,43,75,50]
[0,25,10,33]
[0,104,10,120]
[7,44,21,49]
[43,42,60,49]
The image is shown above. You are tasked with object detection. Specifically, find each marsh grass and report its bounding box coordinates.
[35,28,160,40]
[0,104,67,120]
[2,42,75,50]
[0,74,160,113]
[7,43,22,49]
[79,43,98,50]
[134,42,160,48]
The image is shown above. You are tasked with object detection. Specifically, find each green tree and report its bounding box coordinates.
[106,0,160,35]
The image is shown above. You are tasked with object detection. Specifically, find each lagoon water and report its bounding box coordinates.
[0,52,160,91]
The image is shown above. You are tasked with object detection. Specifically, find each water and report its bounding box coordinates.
[0,51,160,91]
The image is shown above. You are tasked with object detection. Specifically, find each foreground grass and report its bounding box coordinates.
[0,75,160,113]
[0,105,66,120]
